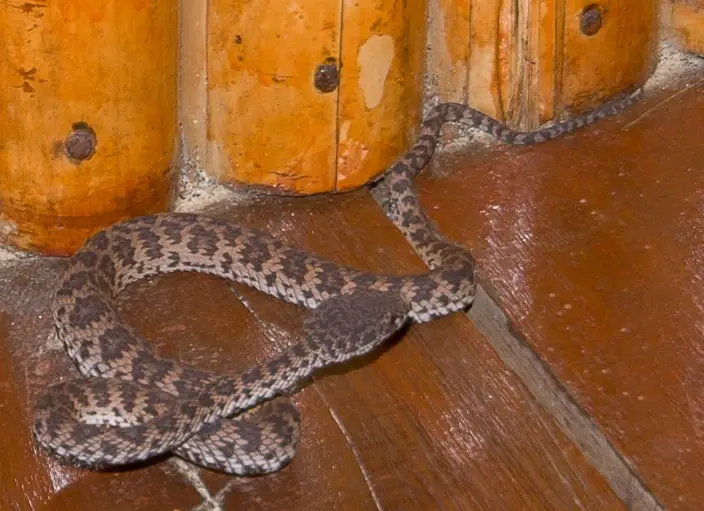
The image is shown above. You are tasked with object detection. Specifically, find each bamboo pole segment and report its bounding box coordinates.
[335,2,428,191]
[189,0,427,195]
[427,1,658,129]
[0,1,178,255]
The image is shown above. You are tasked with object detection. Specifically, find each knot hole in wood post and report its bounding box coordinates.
[63,122,97,163]
[580,4,605,36]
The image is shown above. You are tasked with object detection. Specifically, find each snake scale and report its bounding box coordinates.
[33,89,642,475]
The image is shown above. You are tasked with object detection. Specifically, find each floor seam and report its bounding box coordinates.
[468,283,664,511]
[316,388,385,511]
[231,284,385,509]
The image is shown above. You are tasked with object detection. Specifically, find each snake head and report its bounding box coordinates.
[304,290,410,364]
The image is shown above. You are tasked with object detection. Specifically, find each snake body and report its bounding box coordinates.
[33,90,642,475]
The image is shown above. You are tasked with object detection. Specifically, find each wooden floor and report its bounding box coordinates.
[1,80,703,510]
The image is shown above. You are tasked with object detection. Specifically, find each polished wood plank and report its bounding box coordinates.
[118,273,381,511]
[175,192,628,509]
[416,81,704,510]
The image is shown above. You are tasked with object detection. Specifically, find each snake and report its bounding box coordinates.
[32,89,642,475]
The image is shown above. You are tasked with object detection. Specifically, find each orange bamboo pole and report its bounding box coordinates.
[335,1,428,191]
[189,0,427,195]
[427,0,658,128]
[0,1,178,255]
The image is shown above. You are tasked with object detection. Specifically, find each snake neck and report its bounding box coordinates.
[379,164,476,323]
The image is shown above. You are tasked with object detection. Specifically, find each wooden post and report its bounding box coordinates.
[0,1,178,255]
[664,0,704,54]
[182,0,427,195]
[427,0,659,129]
[335,2,428,191]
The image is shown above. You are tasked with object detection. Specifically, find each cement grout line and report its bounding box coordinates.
[169,458,221,511]
[467,284,664,511]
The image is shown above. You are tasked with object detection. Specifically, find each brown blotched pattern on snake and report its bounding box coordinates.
[33,89,643,475]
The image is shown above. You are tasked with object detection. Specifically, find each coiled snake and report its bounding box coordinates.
[32,90,642,475]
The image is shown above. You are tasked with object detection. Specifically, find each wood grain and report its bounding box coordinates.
[468,286,662,511]
[0,312,54,511]
[426,0,471,103]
